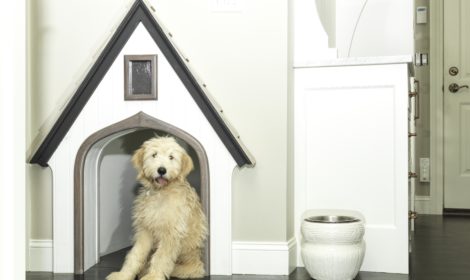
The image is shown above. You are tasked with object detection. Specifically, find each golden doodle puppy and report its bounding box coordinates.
[107,136,207,280]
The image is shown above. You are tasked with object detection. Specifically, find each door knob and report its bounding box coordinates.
[449,83,469,93]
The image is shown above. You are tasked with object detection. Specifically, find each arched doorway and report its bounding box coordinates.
[73,112,210,274]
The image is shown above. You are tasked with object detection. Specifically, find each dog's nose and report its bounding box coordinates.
[157,167,166,175]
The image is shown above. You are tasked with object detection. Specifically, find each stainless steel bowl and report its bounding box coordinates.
[304,215,360,224]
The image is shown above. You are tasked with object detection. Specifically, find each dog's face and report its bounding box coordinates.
[132,136,193,188]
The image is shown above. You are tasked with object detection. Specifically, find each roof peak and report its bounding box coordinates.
[29,0,254,167]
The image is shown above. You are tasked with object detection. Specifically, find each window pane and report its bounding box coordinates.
[130,60,152,95]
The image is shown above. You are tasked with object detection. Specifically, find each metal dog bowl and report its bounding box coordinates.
[304,215,360,224]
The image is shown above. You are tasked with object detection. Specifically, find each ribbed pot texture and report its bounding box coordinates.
[301,219,366,280]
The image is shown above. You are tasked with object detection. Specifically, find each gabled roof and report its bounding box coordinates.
[29,0,254,168]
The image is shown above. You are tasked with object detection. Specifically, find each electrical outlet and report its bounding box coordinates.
[420,158,430,182]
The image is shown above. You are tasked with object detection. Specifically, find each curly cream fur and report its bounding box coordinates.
[107,136,207,280]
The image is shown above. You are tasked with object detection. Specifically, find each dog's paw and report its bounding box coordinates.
[106,271,133,280]
[171,263,205,279]
[140,273,166,280]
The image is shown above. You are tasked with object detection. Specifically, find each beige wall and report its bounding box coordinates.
[153,0,290,241]
[413,0,431,196]
[27,166,52,239]
[286,0,295,240]
[28,0,292,242]
[28,0,134,240]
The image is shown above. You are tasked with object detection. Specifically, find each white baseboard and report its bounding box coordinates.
[416,198,441,215]
[28,238,298,274]
[232,237,297,275]
[28,239,53,272]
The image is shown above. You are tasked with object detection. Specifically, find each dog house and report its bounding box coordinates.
[29,0,254,275]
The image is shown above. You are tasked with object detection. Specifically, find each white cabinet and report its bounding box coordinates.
[294,61,410,274]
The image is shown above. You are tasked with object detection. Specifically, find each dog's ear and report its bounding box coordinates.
[132,146,145,170]
[180,151,194,179]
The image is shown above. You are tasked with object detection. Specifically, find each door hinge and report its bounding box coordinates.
[409,211,418,220]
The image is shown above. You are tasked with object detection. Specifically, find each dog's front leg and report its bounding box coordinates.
[140,234,182,280]
[107,230,153,280]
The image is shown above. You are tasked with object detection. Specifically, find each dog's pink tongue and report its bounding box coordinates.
[156,177,168,185]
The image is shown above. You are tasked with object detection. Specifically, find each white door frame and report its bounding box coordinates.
[429,0,444,215]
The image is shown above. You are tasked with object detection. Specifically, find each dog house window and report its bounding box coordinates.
[124,54,157,100]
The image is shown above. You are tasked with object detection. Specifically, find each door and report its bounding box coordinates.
[444,0,470,209]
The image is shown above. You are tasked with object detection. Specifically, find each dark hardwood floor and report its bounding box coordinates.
[27,215,470,280]
[410,214,470,280]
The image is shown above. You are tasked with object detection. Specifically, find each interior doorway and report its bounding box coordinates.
[410,1,470,279]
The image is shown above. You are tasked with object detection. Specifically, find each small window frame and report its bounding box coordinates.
[124,54,158,100]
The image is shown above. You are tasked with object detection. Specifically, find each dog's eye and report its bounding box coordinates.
[169,155,174,160]
[152,153,157,158]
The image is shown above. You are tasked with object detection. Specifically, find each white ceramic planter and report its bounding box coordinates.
[301,212,365,280]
